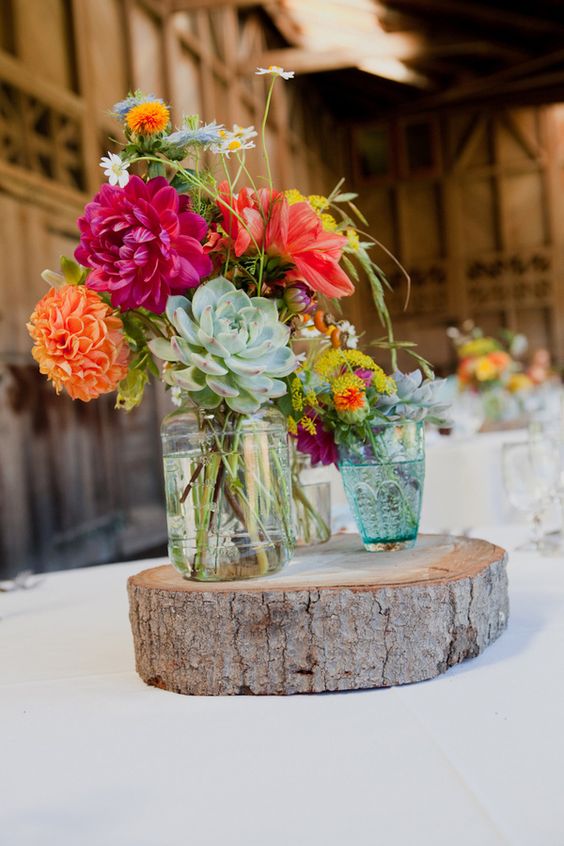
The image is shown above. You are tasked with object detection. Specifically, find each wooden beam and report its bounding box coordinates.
[0,158,85,214]
[70,0,102,196]
[501,112,542,161]
[359,58,432,89]
[247,37,424,75]
[248,38,531,77]
[262,3,304,47]
[429,41,528,63]
[0,51,83,117]
[246,45,437,87]
[405,49,564,111]
[389,0,564,35]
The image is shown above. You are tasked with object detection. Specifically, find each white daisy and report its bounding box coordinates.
[256,65,295,80]
[231,124,258,141]
[215,130,256,158]
[99,152,130,187]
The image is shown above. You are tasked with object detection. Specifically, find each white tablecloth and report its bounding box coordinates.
[2,525,564,846]
[421,430,527,531]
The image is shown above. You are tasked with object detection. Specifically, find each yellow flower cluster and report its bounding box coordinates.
[373,368,396,395]
[314,348,396,396]
[287,413,317,435]
[320,213,338,232]
[300,415,317,435]
[285,189,306,205]
[305,390,318,408]
[308,194,330,213]
[346,228,360,251]
[315,348,375,379]
[291,376,304,412]
[458,337,498,358]
[331,372,366,396]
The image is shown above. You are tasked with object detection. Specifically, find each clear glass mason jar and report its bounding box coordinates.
[338,420,425,552]
[161,403,295,581]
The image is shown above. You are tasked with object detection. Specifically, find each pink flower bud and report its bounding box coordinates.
[283,281,314,314]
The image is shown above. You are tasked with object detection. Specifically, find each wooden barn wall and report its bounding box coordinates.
[347,106,564,374]
[0,0,343,577]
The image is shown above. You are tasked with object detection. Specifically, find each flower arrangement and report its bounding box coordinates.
[28,70,405,411]
[27,68,430,575]
[280,315,448,550]
[446,322,554,425]
[284,335,448,465]
[448,322,529,394]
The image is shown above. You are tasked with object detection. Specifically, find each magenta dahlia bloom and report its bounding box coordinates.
[295,414,339,466]
[75,175,212,313]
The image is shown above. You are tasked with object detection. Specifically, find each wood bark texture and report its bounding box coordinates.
[127,534,509,696]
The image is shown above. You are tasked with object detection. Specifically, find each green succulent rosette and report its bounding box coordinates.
[150,276,298,414]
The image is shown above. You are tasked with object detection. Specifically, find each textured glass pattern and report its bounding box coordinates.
[162,406,294,581]
[339,422,425,552]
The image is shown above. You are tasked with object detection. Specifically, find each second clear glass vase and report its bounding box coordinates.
[161,404,295,581]
[291,450,331,547]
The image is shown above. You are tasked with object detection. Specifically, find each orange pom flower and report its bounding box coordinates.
[126,101,170,135]
[27,285,129,402]
[334,386,366,414]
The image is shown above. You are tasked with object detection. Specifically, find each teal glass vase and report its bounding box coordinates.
[338,421,425,552]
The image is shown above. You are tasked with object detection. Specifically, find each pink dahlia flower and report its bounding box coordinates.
[295,414,339,466]
[75,175,212,314]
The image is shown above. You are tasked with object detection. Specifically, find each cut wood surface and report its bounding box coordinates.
[128,533,509,696]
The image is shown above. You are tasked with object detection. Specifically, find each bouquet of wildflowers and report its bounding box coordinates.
[285,318,449,466]
[282,316,449,551]
[28,67,404,414]
[26,67,412,576]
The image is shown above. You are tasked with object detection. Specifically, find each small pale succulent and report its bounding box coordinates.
[375,369,451,425]
[150,276,298,414]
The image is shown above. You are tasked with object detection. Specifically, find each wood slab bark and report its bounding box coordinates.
[128,533,509,696]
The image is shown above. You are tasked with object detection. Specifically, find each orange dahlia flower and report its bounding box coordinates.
[27,285,129,402]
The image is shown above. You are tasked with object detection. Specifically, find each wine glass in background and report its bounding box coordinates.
[530,381,564,424]
[502,440,558,552]
[529,419,564,555]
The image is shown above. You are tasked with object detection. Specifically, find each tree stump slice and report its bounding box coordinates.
[128,534,509,696]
